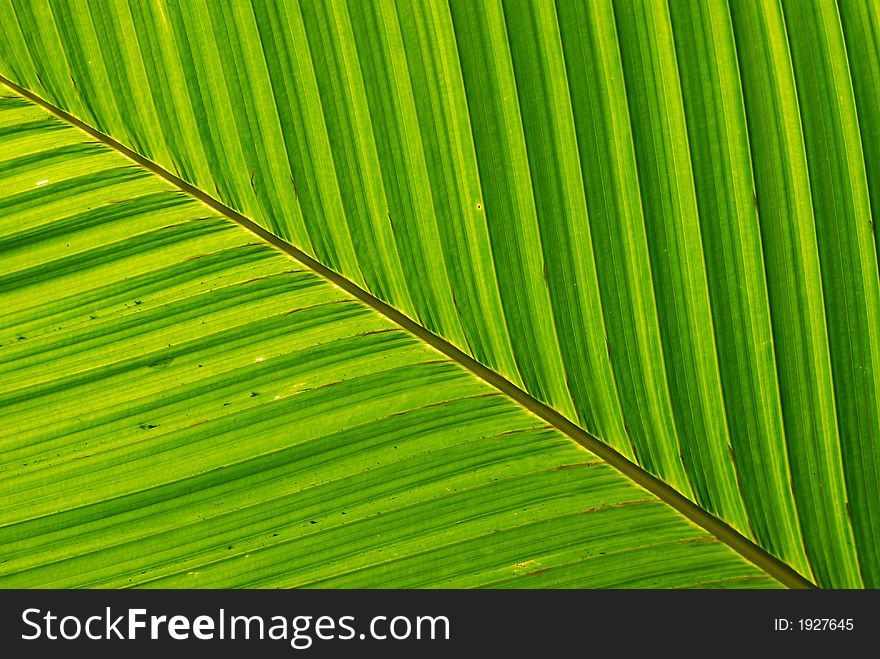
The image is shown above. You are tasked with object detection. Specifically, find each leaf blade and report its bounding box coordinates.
[0,88,781,589]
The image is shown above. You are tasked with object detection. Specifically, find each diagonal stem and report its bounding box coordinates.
[0,73,815,590]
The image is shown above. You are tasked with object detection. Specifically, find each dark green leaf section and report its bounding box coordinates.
[839,0,880,264]
[668,0,807,577]
[0,92,774,588]
[778,0,880,588]
[553,1,690,490]
[728,0,860,589]
[0,0,877,587]
[612,0,750,539]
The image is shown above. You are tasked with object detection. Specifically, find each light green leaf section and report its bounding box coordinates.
[0,91,775,588]
[0,0,877,588]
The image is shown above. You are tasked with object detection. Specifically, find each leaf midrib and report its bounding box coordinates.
[0,73,815,590]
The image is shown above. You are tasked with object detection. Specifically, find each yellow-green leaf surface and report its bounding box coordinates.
[0,0,877,589]
[0,93,781,588]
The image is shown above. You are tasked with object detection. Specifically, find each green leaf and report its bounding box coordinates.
[0,90,776,589]
[0,0,877,588]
